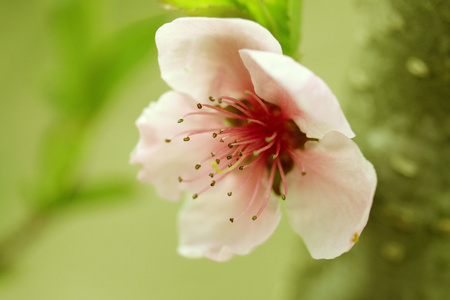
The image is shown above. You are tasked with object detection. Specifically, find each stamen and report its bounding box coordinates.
[229,164,265,222]
[209,96,215,102]
[195,164,201,170]
[211,155,246,174]
[201,104,251,121]
[177,119,184,123]
[220,96,254,115]
[210,180,216,186]
[192,193,198,199]
[265,131,278,143]
[178,176,182,182]
[244,90,270,115]
[286,148,307,175]
[276,158,288,198]
[218,97,254,118]
[254,160,278,219]
[252,138,276,156]
[227,192,232,196]
[272,140,281,159]
[209,173,214,178]
[165,139,171,143]
[183,137,190,142]
[197,103,203,109]
[246,118,270,127]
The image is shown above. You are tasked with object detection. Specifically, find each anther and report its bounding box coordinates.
[219,129,224,134]
[177,119,184,123]
[209,96,215,102]
[209,173,214,178]
[183,137,190,142]
[227,192,232,197]
[165,139,171,143]
[192,193,198,199]
[253,151,260,156]
[228,163,232,168]
[252,215,258,221]
[210,180,216,186]
[272,154,277,159]
[212,132,217,138]
[197,103,203,109]
[211,152,215,157]
[265,137,272,143]
[215,159,220,164]
[302,171,307,176]
[195,164,201,170]
[218,98,222,104]
[178,176,182,182]
[238,151,243,157]
[239,166,244,170]
[227,154,232,160]
[229,218,234,223]
[281,194,286,200]
[228,143,233,149]
[220,138,224,142]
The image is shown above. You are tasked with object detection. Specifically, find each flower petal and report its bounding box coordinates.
[285,131,376,259]
[177,166,282,261]
[156,17,282,101]
[130,91,222,201]
[240,49,354,139]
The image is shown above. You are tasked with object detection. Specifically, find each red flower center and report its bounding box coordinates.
[166,91,316,222]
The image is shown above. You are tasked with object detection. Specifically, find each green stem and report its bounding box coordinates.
[0,212,48,272]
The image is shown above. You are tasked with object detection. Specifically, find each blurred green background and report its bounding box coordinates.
[0,0,356,299]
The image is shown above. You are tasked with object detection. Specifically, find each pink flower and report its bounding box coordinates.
[131,17,376,261]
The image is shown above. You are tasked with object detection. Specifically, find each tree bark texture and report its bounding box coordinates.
[292,0,450,299]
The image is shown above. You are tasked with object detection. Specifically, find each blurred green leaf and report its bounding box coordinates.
[35,119,87,208]
[159,0,303,59]
[47,0,169,122]
[83,15,169,120]
[64,178,136,207]
[287,0,303,60]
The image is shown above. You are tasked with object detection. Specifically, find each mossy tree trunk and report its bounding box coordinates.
[292,0,450,299]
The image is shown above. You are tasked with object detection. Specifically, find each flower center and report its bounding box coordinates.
[166,91,316,222]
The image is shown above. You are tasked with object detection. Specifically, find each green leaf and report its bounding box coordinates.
[287,0,303,60]
[47,0,169,122]
[64,178,136,207]
[160,0,251,18]
[82,15,169,120]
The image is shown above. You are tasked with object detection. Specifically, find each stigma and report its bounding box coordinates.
[167,91,316,222]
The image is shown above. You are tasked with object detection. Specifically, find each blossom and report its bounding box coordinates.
[131,17,376,261]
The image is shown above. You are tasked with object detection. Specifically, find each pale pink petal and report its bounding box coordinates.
[156,17,282,101]
[177,167,282,261]
[130,91,222,201]
[240,49,354,139]
[285,131,376,259]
